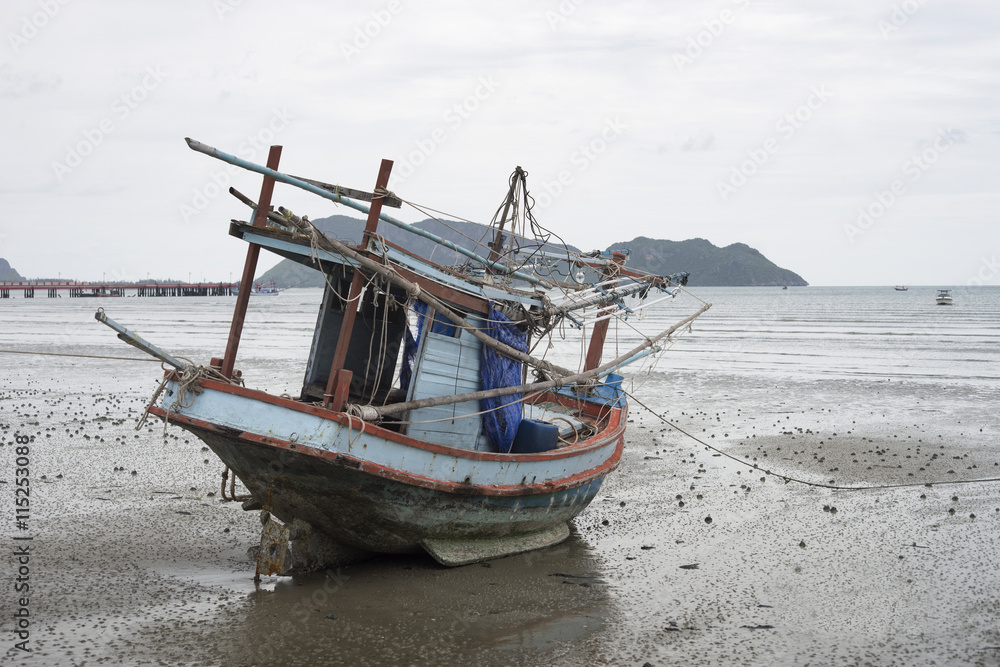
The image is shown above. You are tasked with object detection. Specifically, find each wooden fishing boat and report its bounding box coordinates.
[98,139,709,571]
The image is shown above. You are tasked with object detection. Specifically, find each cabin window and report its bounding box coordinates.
[300,270,407,405]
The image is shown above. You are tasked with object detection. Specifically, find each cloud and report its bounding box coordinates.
[1,0,998,285]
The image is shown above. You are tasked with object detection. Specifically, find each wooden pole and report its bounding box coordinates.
[323,159,394,411]
[221,145,282,379]
[583,252,627,372]
[364,302,711,419]
[186,138,548,287]
[302,227,576,381]
[488,167,521,266]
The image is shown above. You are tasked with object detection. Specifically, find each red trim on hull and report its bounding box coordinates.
[150,408,624,498]
[172,377,627,464]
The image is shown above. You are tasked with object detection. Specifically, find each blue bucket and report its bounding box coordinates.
[512,419,559,454]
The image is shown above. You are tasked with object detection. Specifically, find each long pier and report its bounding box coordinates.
[0,281,238,298]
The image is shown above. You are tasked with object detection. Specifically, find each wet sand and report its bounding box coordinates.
[3,358,1000,666]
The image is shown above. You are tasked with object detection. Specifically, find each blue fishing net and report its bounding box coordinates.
[481,304,527,453]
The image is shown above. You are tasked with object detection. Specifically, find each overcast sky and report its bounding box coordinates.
[2,0,998,286]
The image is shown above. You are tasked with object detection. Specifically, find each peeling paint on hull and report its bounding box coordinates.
[188,425,606,559]
[152,378,624,565]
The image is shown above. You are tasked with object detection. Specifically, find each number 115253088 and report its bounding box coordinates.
[15,435,31,532]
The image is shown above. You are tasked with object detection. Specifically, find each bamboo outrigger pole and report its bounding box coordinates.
[185,138,552,287]
[225,178,702,397]
[269,211,579,381]
[354,302,711,420]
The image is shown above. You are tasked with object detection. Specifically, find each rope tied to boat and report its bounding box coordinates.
[624,388,1000,492]
[347,404,381,422]
[221,466,252,501]
[0,348,161,362]
[136,362,242,434]
[344,411,367,450]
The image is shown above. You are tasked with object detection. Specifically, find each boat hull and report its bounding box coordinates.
[150,378,624,565]
[189,423,605,556]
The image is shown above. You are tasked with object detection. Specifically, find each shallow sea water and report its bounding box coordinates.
[1,286,999,666]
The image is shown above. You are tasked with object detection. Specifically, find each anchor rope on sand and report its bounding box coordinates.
[0,348,160,362]
[624,389,1000,492]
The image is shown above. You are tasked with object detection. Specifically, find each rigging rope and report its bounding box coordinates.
[623,388,1000,491]
[0,349,160,362]
[400,198,495,259]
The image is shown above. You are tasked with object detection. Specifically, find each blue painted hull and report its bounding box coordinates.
[190,424,605,556]
[151,368,625,565]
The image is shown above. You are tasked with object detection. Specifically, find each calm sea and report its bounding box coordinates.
[1,285,997,392]
[2,284,996,667]
[663,285,1000,385]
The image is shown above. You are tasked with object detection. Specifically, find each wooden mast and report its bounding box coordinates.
[220,145,282,379]
[323,159,394,411]
[583,251,628,372]
[488,167,523,267]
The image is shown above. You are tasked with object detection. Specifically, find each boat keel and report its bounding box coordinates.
[420,522,570,566]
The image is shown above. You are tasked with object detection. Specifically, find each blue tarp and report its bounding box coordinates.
[481,304,528,453]
[555,373,627,408]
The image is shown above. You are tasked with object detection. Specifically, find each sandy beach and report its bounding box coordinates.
[4,349,999,666]
[5,0,1000,662]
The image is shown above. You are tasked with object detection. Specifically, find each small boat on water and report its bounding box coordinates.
[936,289,953,305]
[235,279,281,296]
[895,285,908,292]
[97,138,709,571]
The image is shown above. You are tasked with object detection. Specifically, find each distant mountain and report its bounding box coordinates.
[255,218,807,288]
[606,237,808,287]
[0,258,25,282]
